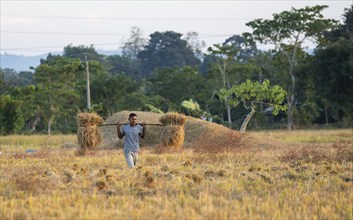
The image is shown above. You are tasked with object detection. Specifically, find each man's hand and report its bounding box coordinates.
[140,122,146,138]
[116,122,121,128]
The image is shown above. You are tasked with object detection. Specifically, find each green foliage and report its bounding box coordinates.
[0,69,5,94]
[181,98,201,111]
[309,9,353,126]
[34,56,83,134]
[106,55,143,79]
[245,5,338,46]
[0,95,24,134]
[147,66,205,109]
[244,5,338,130]
[89,72,139,116]
[181,98,205,117]
[219,79,287,131]
[138,31,201,75]
[222,79,287,114]
[63,44,105,62]
[121,26,148,59]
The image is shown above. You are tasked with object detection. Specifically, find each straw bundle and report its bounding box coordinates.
[160,125,185,151]
[159,112,187,127]
[77,112,103,155]
[77,112,103,127]
[157,112,186,153]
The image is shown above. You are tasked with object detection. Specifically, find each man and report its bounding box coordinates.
[116,113,146,168]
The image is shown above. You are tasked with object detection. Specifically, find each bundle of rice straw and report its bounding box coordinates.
[77,112,103,155]
[157,112,187,152]
[159,125,185,151]
[159,111,187,127]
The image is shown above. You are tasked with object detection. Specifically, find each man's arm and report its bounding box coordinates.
[116,122,125,139]
[139,122,146,138]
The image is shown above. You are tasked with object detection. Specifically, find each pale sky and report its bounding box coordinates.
[1,0,351,56]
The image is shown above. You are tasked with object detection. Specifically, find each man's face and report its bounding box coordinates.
[129,116,138,125]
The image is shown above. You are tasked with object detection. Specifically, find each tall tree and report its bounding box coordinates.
[137,31,201,76]
[245,5,337,130]
[183,31,206,60]
[121,26,148,59]
[207,36,257,127]
[147,66,204,111]
[0,95,23,134]
[310,5,353,126]
[106,55,144,80]
[34,55,83,134]
[89,71,139,116]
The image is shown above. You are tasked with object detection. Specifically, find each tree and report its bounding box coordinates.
[207,37,257,127]
[219,79,287,132]
[63,44,105,61]
[0,69,5,94]
[0,95,24,134]
[245,5,337,130]
[89,72,139,116]
[106,55,144,80]
[309,5,353,126]
[121,26,148,59]
[223,35,258,63]
[183,31,206,60]
[147,66,204,111]
[34,56,83,134]
[137,31,201,76]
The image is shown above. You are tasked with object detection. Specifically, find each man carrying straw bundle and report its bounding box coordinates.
[116,113,146,168]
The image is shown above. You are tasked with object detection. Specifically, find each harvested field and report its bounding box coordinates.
[0,128,352,219]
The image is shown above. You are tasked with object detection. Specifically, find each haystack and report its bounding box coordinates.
[101,111,275,152]
[77,112,103,155]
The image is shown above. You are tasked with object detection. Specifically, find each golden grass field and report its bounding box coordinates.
[0,129,352,219]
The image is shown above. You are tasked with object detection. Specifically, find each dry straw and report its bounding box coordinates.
[77,112,103,155]
[157,112,187,153]
[159,111,187,127]
[160,125,185,151]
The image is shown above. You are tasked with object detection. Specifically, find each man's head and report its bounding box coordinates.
[128,113,138,126]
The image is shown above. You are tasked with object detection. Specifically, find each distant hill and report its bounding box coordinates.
[0,53,48,72]
[0,49,121,72]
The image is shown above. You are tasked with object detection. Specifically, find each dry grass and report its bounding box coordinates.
[0,129,352,219]
[334,141,353,163]
[279,145,335,164]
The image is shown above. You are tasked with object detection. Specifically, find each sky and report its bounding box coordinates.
[1,0,352,56]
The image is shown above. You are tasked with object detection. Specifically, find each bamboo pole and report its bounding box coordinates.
[99,123,164,127]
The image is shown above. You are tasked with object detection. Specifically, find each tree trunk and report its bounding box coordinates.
[324,105,329,125]
[286,46,297,131]
[240,108,256,132]
[226,103,232,128]
[47,118,52,135]
[287,93,295,130]
[31,115,40,131]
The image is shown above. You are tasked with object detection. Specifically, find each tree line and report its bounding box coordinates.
[1,5,352,135]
